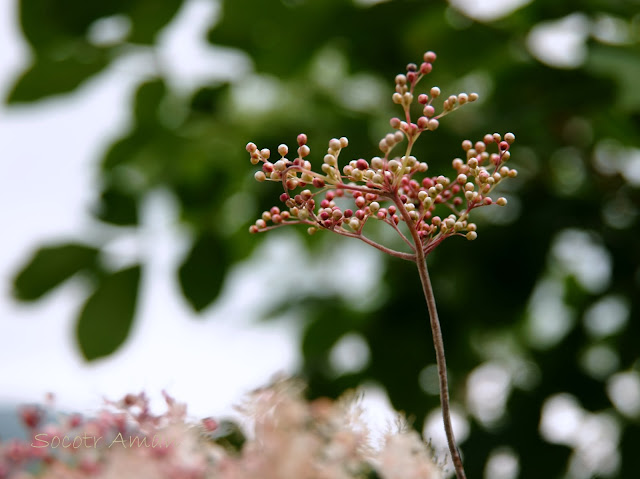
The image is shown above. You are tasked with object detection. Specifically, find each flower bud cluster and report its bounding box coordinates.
[246,52,515,259]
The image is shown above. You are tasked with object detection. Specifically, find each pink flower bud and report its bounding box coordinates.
[424,51,436,62]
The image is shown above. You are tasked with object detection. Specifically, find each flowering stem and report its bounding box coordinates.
[393,192,466,479]
[416,256,466,479]
[247,53,517,479]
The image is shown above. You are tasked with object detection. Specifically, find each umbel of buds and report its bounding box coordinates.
[246,51,516,479]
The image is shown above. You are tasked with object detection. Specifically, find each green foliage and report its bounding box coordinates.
[178,232,230,311]
[13,243,99,300]
[8,54,110,103]
[76,265,141,361]
[8,0,184,102]
[7,0,640,477]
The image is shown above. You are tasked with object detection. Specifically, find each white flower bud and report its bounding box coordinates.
[388,159,401,172]
[371,157,384,169]
[329,138,341,150]
[324,154,337,165]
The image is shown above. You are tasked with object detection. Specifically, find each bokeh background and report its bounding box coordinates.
[1,0,639,478]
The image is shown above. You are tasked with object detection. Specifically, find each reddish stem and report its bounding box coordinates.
[392,192,467,479]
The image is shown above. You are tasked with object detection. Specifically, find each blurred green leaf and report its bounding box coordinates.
[133,79,166,125]
[7,53,109,103]
[178,233,228,312]
[13,243,99,301]
[587,43,640,113]
[19,0,183,47]
[124,0,183,44]
[76,264,141,361]
[94,185,139,226]
[11,0,183,103]
[20,0,122,49]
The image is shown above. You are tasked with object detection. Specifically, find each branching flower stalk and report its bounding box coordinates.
[246,51,516,479]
